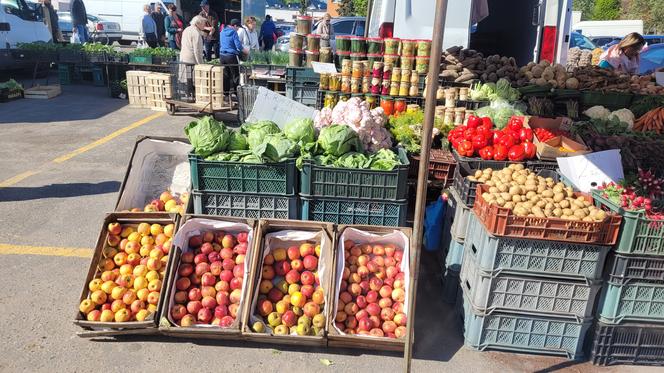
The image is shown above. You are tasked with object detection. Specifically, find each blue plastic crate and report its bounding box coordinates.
[193,191,298,220]
[460,247,600,319]
[300,195,407,227]
[597,281,664,324]
[464,215,609,281]
[445,239,465,272]
[441,269,460,304]
[448,187,472,242]
[462,294,592,360]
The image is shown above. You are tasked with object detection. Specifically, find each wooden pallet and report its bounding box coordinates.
[24,85,61,99]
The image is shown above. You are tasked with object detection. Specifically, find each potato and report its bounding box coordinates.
[482,193,495,202]
[544,208,553,217]
[574,209,587,219]
[474,170,483,179]
[500,192,511,201]
[545,202,554,210]
[495,197,506,206]
[497,184,509,193]
[522,201,534,209]
[553,185,564,193]
[583,216,594,222]
[573,199,585,208]
[536,200,547,208]
[489,186,499,193]
[562,208,573,216]
[594,210,607,221]
[537,186,547,193]
[514,206,528,216]
[512,195,522,203]
[468,176,477,182]
[515,175,527,185]
[525,185,537,192]
[504,202,515,210]
[553,193,565,203]
[559,199,570,209]
[553,208,563,217]
[509,186,522,195]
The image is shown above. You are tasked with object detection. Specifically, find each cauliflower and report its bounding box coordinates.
[583,105,611,120]
[609,108,635,130]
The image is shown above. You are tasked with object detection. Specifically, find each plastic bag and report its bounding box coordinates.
[423,195,446,252]
[70,31,81,44]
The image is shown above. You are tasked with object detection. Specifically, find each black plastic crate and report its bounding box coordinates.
[527,159,559,172]
[606,252,664,286]
[590,320,664,366]
[285,67,319,85]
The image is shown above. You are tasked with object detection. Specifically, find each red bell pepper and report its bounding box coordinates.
[466,115,481,129]
[457,140,475,157]
[478,146,494,160]
[519,128,534,142]
[464,128,476,141]
[499,133,516,148]
[481,116,493,128]
[472,134,489,150]
[508,116,523,132]
[507,144,526,161]
[493,144,508,161]
[522,141,536,159]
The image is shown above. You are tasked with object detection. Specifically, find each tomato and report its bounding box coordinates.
[478,146,494,160]
[508,116,523,132]
[493,144,508,161]
[522,141,536,159]
[519,128,534,142]
[481,117,493,128]
[472,134,489,150]
[507,144,526,161]
[466,115,481,129]
[499,133,516,148]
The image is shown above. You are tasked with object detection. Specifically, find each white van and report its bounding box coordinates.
[81,0,177,44]
[0,0,52,69]
[367,0,573,65]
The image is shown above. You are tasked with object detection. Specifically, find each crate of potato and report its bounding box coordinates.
[242,219,335,346]
[473,165,621,245]
[74,212,179,337]
[327,225,412,351]
[158,215,256,339]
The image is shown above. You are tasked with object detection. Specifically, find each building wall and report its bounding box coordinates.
[326,0,339,16]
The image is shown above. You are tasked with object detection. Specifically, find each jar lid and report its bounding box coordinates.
[366,37,384,42]
[350,53,367,57]
[384,54,400,57]
[416,55,431,59]
[385,37,401,41]
[288,49,305,54]
[306,34,321,38]
[336,50,352,56]
[297,15,313,20]
[366,53,383,57]
[417,39,432,43]
[380,95,393,100]
[305,50,320,55]
[336,35,352,39]
[350,36,366,41]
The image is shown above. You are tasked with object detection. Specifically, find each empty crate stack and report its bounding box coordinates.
[194,65,229,111]
[455,164,620,360]
[590,189,664,367]
[299,148,409,227]
[189,155,298,219]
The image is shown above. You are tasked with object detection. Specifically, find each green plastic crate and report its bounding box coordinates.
[129,55,153,65]
[189,153,297,196]
[598,281,664,324]
[92,66,105,87]
[300,195,407,227]
[592,189,664,256]
[285,67,319,85]
[286,82,319,107]
[580,91,633,111]
[300,148,409,201]
[193,191,298,219]
[58,64,74,85]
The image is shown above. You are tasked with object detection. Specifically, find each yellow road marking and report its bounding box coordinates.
[0,111,165,188]
[0,244,92,258]
[52,112,165,163]
[0,170,41,188]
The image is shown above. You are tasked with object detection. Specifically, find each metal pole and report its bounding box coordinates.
[403,0,448,371]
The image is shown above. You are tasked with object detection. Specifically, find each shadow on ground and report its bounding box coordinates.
[0,181,120,202]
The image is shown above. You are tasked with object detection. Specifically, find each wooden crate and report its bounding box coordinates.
[127,71,151,108]
[326,225,413,351]
[240,219,336,347]
[73,212,180,337]
[146,73,173,112]
[194,64,232,111]
[24,85,61,99]
[158,215,257,340]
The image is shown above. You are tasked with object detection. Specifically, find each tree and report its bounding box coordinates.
[337,0,354,16]
[353,0,369,16]
[573,0,596,20]
[592,0,621,20]
[626,0,664,33]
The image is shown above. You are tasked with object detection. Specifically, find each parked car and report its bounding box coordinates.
[307,16,365,51]
[590,36,621,48]
[275,22,294,38]
[0,0,52,69]
[640,43,664,74]
[266,0,285,9]
[644,35,664,46]
[569,31,597,50]
[58,12,122,45]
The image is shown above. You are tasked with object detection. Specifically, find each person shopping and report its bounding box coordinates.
[140,4,159,48]
[151,4,166,47]
[259,15,276,51]
[70,0,88,43]
[237,16,259,53]
[314,13,333,48]
[164,4,184,49]
[38,0,61,43]
[219,19,249,94]
[199,0,219,61]
[177,15,207,100]
[599,32,646,75]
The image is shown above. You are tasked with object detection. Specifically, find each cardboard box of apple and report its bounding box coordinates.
[329,227,411,345]
[247,226,334,340]
[162,217,254,332]
[75,213,178,333]
[130,190,189,215]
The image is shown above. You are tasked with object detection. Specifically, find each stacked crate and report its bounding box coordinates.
[460,214,611,359]
[194,65,230,111]
[590,190,664,367]
[189,154,298,219]
[299,148,409,227]
[126,71,151,108]
[146,72,173,112]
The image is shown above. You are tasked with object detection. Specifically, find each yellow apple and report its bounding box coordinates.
[110,286,127,300]
[88,279,103,292]
[100,309,115,322]
[79,299,95,314]
[133,276,148,290]
[114,308,131,322]
[163,224,175,238]
[127,232,141,243]
[137,223,151,236]
[90,290,107,305]
[135,309,150,321]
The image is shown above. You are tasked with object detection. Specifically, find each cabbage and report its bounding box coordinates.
[333,152,371,169]
[253,133,297,162]
[493,78,520,102]
[313,154,337,166]
[284,118,315,145]
[185,116,230,157]
[241,120,281,150]
[317,124,363,157]
[227,131,249,151]
[369,149,401,171]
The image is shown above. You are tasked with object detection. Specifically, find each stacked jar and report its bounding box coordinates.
[335,35,352,68]
[340,58,352,94]
[305,34,320,67]
[289,19,312,67]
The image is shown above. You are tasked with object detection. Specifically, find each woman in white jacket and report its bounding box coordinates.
[237,17,259,53]
[180,15,207,65]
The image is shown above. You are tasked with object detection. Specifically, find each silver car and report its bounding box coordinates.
[58,12,122,45]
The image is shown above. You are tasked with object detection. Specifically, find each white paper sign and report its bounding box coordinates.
[311,62,338,74]
[245,87,316,128]
[557,150,624,193]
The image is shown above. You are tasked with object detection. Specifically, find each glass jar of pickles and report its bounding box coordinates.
[365,94,378,109]
[350,77,361,94]
[410,71,419,85]
[394,98,407,113]
[409,85,418,97]
[400,69,411,83]
[445,88,456,108]
[391,67,401,82]
[399,82,410,97]
[341,75,351,93]
[389,82,400,96]
[454,107,465,125]
[341,59,352,76]
[319,73,329,90]
[329,73,341,91]
[401,56,415,70]
[381,80,390,95]
[380,96,394,115]
[362,77,370,94]
[401,39,416,57]
[351,61,364,78]
[444,108,454,125]
[407,104,420,113]
[459,87,469,101]
[372,61,383,78]
[324,92,338,108]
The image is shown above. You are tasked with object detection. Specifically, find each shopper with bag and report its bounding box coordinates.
[219,19,248,93]
[38,0,61,43]
[140,4,159,48]
[70,0,88,43]
[259,14,276,51]
[164,4,184,49]
[237,16,259,53]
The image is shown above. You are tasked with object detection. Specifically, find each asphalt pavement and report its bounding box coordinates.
[0,83,656,373]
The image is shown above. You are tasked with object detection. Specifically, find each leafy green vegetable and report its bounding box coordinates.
[185,116,230,157]
[284,118,315,145]
[387,110,452,153]
[333,152,371,169]
[243,121,281,150]
[253,133,297,162]
[228,132,249,151]
[313,154,337,166]
[317,124,364,157]
[493,78,521,102]
[0,79,22,91]
[630,96,664,118]
[369,149,401,171]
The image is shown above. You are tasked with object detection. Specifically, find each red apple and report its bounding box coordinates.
[274,261,291,276]
[358,317,372,332]
[290,259,303,272]
[300,284,314,299]
[230,277,242,290]
[214,305,229,319]
[216,291,229,306]
[216,280,230,293]
[262,265,275,280]
[356,295,367,309]
[202,231,215,243]
[200,242,214,255]
[268,288,283,303]
[380,307,395,321]
[366,303,381,317]
[201,286,216,298]
[300,271,315,286]
[384,244,397,257]
[344,302,359,316]
[395,326,407,338]
[171,304,187,320]
[303,302,320,318]
[208,252,221,264]
[285,269,300,284]
[303,255,318,271]
[236,232,248,243]
[174,291,188,304]
[394,250,404,263]
[370,328,384,337]
[234,242,248,255]
[359,280,370,295]
[382,320,397,334]
[198,307,212,323]
[194,253,208,265]
[379,285,393,299]
[233,264,244,279]
[379,297,393,309]
[181,252,195,263]
[282,310,297,327]
[219,270,233,283]
[339,291,352,304]
[370,315,381,329]
[287,246,300,261]
[299,243,315,257]
[209,261,223,276]
[176,277,191,291]
[201,273,216,287]
[220,315,234,327]
[188,287,202,301]
[345,315,358,329]
[202,296,217,309]
[257,299,273,317]
[187,300,202,315]
[195,262,210,277]
[220,248,233,260]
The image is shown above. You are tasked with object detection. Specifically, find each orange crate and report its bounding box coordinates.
[473,184,621,245]
[409,149,456,185]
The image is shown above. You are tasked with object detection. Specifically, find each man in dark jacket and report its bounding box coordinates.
[38,0,60,42]
[259,14,276,51]
[151,4,166,47]
[70,0,88,43]
[219,19,248,93]
[199,0,219,61]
